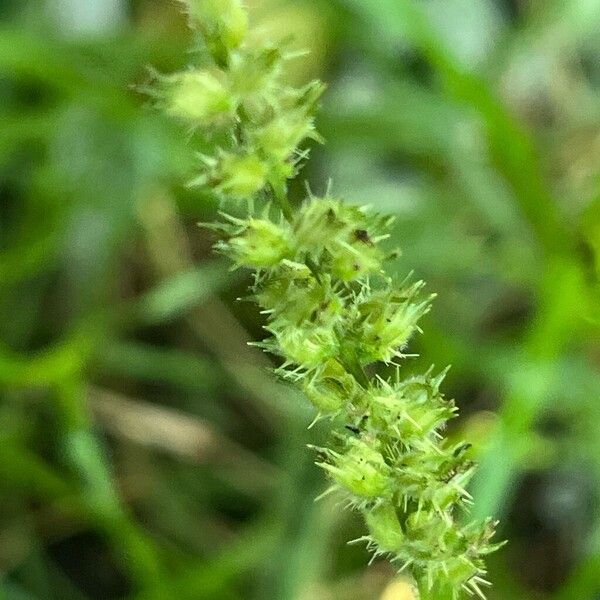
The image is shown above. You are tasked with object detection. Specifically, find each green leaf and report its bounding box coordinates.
[136,261,234,325]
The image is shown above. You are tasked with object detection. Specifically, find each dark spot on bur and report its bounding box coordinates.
[326,208,335,221]
[353,263,360,271]
[354,229,373,245]
[441,469,457,483]
[345,424,360,435]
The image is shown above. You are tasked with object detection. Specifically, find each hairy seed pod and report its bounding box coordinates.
[302,359,360,414]
[160,70,233,125]
[364,503,405,554]
[319,437,392,499]
[272,324,339,369]
[352,284,433,364]
[291,198,391,281]
[181,0,248,51]
[219,218,293,268]
[252,112,320,165]
[194,152,268,198]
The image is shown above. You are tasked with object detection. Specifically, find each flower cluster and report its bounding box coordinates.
[152,1,503,597]
[149,0,323,203]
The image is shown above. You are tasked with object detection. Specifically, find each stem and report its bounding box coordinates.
[417,582,431,600]
[341,351,370,389]
[271,182,294,223]
[56,378,164,589]
[417,580,454,600]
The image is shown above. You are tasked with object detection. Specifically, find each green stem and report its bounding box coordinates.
[56,377,164,589]
[417,583,432,600]
[418,580,454,600]
[271,183,294,223]
[341,352,370,389]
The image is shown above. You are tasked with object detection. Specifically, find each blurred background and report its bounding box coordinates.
[1,0,600,598]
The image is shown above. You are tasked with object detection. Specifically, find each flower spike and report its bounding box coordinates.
[151,1,503,597]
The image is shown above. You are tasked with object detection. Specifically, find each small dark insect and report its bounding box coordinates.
[345,424,360,435]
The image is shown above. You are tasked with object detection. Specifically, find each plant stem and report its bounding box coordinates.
[341,351,370,389]
[271,184,294,223]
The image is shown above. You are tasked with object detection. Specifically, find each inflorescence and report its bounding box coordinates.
[150,1,503,597]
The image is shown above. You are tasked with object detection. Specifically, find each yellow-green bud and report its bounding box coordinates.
[404,510,447,542]
[365,504,404,554]
[354,284,433,364]
[302,359,359,414]
[163,70,233,125]
[182,0,248,51]
[211,153,268,198]
[274,324,338,369]
[443,558,479,587]
[320,438,391,499]
[231,46,282,97]
[293,197,365,250]
[252,113,317,163]
[330,240,383,281]
[368,374,456,440]
[223,219,292,268]
[254,262,312,314]
[257,271,344,328]
[292,197,390,281]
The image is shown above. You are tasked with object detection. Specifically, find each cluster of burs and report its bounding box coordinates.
[156,1,502,597]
